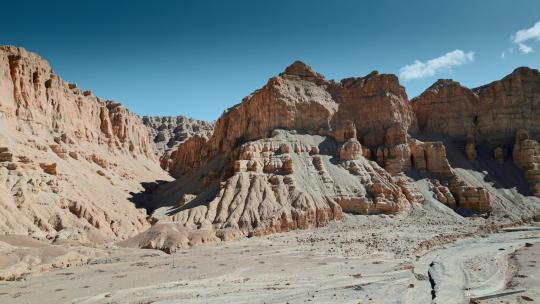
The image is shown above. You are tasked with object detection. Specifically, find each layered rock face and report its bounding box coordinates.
[142,115,213,170]
[513,129,540,196]
[128,61,502,252]
[0,46,154,157]
[473,67,540,146]
[168,61,417,178]
[0,46,170,242]
[3,45,536,253]
[412,79,479,138]
[412,67,540,147]
[127,131,416,252]
[409,139,491,212]
[412,67,540,199]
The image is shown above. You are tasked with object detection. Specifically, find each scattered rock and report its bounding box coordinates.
[50,144,68,159]
[0,148,13,162]
[68,151,78,159]
[91,154,108,168]
[39,162,57,175]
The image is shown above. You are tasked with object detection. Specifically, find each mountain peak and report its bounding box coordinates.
[281,60,324,79]
[511,66,540,77]
[426,79,462,92]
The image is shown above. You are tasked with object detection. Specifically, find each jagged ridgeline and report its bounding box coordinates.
[0,46,171,242]
[124,62,540,252]
[142,115,214,171]
[0,47,539,253]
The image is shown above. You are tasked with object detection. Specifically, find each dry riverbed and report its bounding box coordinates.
[0,206,539,304]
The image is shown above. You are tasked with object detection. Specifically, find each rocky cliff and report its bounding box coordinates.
[1,47,539,254]
[412,67,540,147]
[123,61,540,253]
[168,61,417,178]
[412,67,540,199]
[143,115,214,155]
[0,46,155,158]
[0,46,170,243]
[142,115,213,170]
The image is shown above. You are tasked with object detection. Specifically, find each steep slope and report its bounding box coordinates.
[412,67,540,147]
[142,115,214,171]
[411,79,479,138]
[0,46,171,243]
[168,62,417,178]
[412,67,540,199]
[123,62,530,253]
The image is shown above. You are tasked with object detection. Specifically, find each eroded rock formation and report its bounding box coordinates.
[168,61,417,178]
[513,129,540,197]
[126,131,415,252]
[2,46,538,254]
[412,67,540,147]
[0,46,170,242]
[142,115,214,170]
[412,67,540,199]
[127,61,510,252]
[412,79,479,138]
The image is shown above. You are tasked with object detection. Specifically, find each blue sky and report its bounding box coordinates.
[1,0,539,120]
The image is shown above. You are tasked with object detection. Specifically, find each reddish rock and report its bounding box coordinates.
[39,162,57,175]
[169,61,417,177]
[339,139,363,160]
[412,79,479,138]
[513,129,540,197]
[413,67,540,147]
[411,141,453,178]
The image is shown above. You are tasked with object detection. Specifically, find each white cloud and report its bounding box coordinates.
[512,21,540,54]
[501,52,505,59]
[399,49,475,81]
[518,43,533,54]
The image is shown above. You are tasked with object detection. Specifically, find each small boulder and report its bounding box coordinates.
[40,162,57,175]
[339,139,362,160]
[0,151,13,162]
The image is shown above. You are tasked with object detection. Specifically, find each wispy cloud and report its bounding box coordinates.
[518,43,533,54]
[512,21,540,54]
[399,50,475,81]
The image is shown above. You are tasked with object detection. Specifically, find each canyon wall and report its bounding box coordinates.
[412,67,540,147]
[0,46,170,242]
[168,61,418,178]
[0,46,155,157]
[130,61,540,253]
[412,67,540,198]
[142,115,213,156]
[142,115,213,170]
[1,46,538,253]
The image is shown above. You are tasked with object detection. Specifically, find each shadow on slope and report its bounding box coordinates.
[144,155,226,217]
[128,180,170,214]
[412,133,533,196]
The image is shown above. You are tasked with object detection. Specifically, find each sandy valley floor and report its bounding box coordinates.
[0,204,539,304]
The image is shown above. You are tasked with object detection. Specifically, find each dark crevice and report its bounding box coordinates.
[428,262,437,300]
[7,55,20,114]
